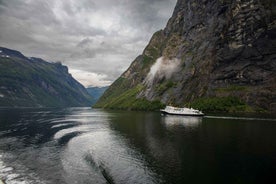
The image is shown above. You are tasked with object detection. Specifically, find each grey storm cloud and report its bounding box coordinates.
[0,0,177,87]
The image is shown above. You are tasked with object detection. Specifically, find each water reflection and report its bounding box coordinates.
[108,112,205,183]
[162,115,202,129]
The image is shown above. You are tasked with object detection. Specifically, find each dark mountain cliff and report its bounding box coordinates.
[95,0,276,112]
[0,47,93,107]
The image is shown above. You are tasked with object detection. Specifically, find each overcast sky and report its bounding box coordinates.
[0,0,177,87]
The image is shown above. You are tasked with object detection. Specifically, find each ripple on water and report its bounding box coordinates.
[0,153,45,184]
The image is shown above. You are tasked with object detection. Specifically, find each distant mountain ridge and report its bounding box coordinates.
[86,86,108,105]
[95,0,276,112]
[0,47,93,107]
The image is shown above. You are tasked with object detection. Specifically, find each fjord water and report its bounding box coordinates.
[0,108,275,184]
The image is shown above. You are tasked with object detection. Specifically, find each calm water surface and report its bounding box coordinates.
[0,107,275,184]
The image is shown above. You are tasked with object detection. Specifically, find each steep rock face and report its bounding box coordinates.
[0,47,93,107]
[95,0,276,112]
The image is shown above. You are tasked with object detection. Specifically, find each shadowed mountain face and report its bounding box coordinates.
[95,0,276,112]
[0,47,93,107]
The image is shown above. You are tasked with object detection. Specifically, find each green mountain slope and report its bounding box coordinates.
[0,47,93,107]
[95,0,276,112]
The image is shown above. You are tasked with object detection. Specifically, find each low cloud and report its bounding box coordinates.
[69,69,111,87]
[145,57,181,86]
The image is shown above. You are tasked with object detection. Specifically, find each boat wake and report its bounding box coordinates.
[0,153,45,184]
[205,116,276,121]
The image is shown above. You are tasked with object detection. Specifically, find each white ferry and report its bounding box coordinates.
[160,106,204,116]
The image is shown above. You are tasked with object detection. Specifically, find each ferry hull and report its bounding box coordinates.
[160,110,204,117]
